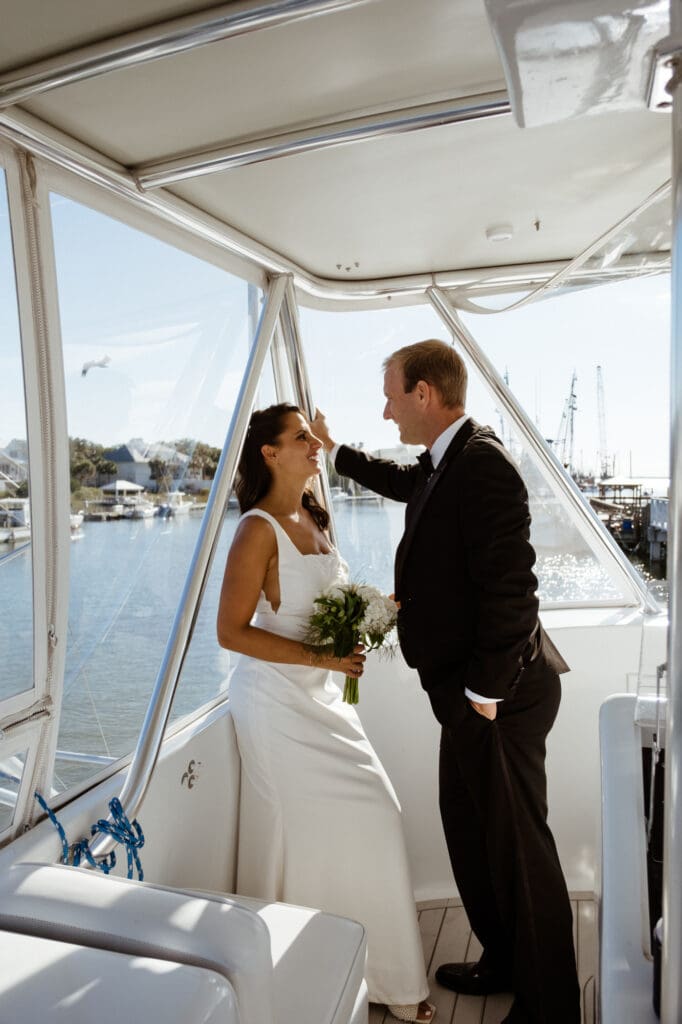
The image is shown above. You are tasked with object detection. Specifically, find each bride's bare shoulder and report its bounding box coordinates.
[233,510,277,553]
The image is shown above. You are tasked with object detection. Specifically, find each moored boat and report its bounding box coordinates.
[157,492,193,517]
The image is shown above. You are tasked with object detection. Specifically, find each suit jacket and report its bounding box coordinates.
[335,419,568,723]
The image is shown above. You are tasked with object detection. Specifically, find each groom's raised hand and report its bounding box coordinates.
[311,409,336,452]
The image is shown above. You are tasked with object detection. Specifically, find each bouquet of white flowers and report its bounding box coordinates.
[306,582,398,704]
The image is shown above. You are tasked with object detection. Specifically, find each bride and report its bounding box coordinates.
[217,403,435,1023]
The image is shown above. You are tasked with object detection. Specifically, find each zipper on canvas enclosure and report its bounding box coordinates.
[0,698,52,740]
[16,152,62,810]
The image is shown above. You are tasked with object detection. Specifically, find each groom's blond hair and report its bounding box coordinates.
[384,339,467,409]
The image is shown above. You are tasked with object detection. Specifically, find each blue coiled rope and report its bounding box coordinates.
[90,797,144,880]
[34,791,69,864]
[34,792,145,880]
[71,835,116,874]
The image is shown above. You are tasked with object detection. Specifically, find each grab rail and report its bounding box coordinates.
[279,279,337,545]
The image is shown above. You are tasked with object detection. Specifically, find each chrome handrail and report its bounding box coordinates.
[428,286,660,614]
[0,0,374,108]
[0,109,666,308]
[279,279,337,545]
[89,274,288,859]
[135,92,510,187]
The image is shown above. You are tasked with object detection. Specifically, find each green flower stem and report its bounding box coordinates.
[343,674,359,704]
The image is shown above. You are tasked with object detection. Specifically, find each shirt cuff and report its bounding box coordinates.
[329,443,341,464]
[465,687,503,704]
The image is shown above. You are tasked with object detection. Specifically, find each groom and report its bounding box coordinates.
[312,340,580,1024]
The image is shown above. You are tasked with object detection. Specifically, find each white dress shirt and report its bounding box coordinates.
[429,414,468,469]
[331,420,500,704]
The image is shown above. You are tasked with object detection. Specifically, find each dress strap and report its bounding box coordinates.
[240,508,335,559]
[240,508,281,530]
[240,508,292,550]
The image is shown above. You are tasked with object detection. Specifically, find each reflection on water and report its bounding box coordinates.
[629,555,668,606]
[535,552,621,604]
[0,542,33,702]
[0,500,665,793]
[336,500,630,605]
[54,513,236,792]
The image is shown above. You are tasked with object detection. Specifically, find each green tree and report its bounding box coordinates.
[191,441,221,479]
[149,457,172,493]
[168,438,221,480]
[97,459,118,479]
[71,456,96,489]
[70,437,119,487]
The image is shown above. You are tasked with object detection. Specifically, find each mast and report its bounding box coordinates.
[597,365,610,479]
[554,370,578,473]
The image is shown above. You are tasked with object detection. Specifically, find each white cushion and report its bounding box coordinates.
[0,863,367,1024]
[0,928,239,1024]
[0,863,272,1023]
[191,892,367,1024]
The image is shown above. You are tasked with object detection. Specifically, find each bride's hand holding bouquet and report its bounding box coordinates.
[306,583,398,703]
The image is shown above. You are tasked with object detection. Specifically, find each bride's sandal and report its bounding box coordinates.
[387,1001,436,1022]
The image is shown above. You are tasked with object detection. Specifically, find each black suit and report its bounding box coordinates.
[336,419,580,1024]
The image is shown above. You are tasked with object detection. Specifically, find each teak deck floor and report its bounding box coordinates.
[369,896,597,1024]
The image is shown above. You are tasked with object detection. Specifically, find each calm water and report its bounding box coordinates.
[0,500,666,792]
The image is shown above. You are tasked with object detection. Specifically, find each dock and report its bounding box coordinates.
[586,479,668,571]
[83,500,125,521]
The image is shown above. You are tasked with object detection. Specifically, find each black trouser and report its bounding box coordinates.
[438,666,580,1024]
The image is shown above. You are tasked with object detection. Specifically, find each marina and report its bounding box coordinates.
[585,479,669,572]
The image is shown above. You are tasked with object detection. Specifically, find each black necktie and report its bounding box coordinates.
[417,450,434,477]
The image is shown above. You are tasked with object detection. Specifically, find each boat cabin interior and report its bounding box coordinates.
[0,2,678,1023]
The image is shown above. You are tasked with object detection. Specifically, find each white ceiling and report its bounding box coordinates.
[0,0,671,283]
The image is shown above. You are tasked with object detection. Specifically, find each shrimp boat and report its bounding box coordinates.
[0,2,678,1022]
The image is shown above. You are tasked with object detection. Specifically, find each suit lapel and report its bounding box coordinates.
[395,418,478,590]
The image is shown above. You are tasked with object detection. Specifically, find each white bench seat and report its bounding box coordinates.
[217,893,368,1024]
[0,927,239,1024]
[0,862,367,1024]
[599,695,658,1024]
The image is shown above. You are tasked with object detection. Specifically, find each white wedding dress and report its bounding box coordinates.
[228,509,429,1006]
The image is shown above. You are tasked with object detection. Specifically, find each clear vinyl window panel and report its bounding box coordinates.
[50,193,255,793]
[300,300,638,606]
[460,272,670,603]
[0,747,26,835]
[0,166,33,704]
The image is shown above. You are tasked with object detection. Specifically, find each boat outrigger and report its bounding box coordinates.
[0,1,678,1022]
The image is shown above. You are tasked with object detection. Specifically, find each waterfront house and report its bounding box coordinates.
[104,440,190,491]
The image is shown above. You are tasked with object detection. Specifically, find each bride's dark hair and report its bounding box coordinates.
[235,403,329,531]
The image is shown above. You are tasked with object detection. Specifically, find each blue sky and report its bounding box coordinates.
[301,274,670,478]
[0,185,672,479]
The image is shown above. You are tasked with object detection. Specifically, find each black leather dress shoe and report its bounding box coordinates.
[434,961,513,996]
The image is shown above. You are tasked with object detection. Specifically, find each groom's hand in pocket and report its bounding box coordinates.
[468,699,498,721]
